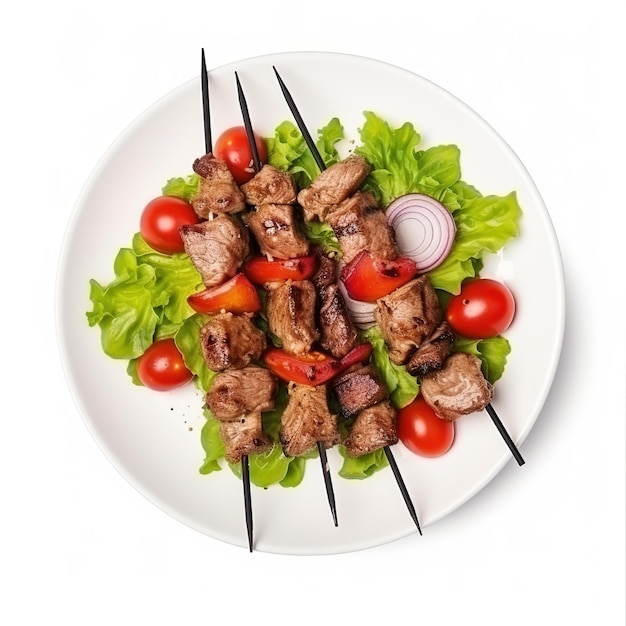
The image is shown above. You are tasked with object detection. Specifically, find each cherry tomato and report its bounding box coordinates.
[446,278,516,339]
[242,254,318,284]
[187,273,261,315]
[340,250,417,302]
[397,396,455,457]
[136,338,193,391]
[214,126,268,185]
[140,196,199,255]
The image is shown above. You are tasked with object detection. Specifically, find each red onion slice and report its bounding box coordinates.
[386,193,456,273]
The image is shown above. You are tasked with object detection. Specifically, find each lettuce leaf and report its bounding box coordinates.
[267,118,344,188]
[338,446,388,479]
[86,234,203,362]
[361,326,419,409]
[161,174,200,201]
[452,336,511,384]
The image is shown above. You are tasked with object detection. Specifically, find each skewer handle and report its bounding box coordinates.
[486,403,525,466]
[200,49,212,154]
[273,66,327,173]
[384,446,422,535]
[235,72,262,173]
[317,442,338,527]
[241,455,254,551]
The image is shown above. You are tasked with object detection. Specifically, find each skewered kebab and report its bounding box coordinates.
[273,67,423,533]
[234,71,342,526]
[273,66,525,468]
[181,50,275,551]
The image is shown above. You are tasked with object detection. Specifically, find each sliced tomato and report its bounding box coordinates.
[242,254,317,284]
[136,338,193,391]
[214,126,268,185]
[340,251,417,302]
[263,343,372,386]
[187,273,261,315]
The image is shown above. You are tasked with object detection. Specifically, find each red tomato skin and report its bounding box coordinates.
[187,273,261,315]
[242,254,317,284]
[446,278,516,339]
[140,196,199,255]
[340,251,417,302]
[397,396,455,457]
[136,339,193,391]
[214,126,268,185]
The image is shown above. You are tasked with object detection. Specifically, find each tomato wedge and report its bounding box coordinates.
[187,273,261,314]
[340,251,417,302]
[263,343,372,386]
[242,254,317,284]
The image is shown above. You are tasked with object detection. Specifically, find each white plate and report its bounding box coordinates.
[56,51,565,555]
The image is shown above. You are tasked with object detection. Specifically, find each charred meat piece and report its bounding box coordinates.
[199,312,266,371]
[375,276,442,365]
[180,214,250,287]
[313,255,357,358]
[191,153,246,217]
[327,192,397,264]
[420,352,493,421]
[279,384,341,457]
[245,203,310,260]
[219,411,272,463]
[407,321,455,377]
[206,366,277,420]
[266,280,319,355]
[240,164,298,206]
[297,154,372,222]
[332,365,388,419]
[342,401,398,457]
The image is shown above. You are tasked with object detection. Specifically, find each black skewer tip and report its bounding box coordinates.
[485,403,525,466]
[235,71,262,174]
[201,48,212,154]
[384,446,422,535]
[317,442,338,527]
[272,66,327,173]
[241,455,254,552]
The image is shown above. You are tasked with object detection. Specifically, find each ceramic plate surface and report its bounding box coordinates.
[57,51,565,555]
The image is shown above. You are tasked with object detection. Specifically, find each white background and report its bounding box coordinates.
[2,1,624,624]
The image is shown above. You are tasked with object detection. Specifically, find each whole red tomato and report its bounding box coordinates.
[214,126,268,185]
[397,396,455,457]
[140,196,199,255]
[446,278,516,339]
[136,339,193,391]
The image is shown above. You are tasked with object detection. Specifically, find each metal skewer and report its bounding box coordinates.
[201,51,255,552]
[273,65,525,471]
[236,71,339,527]
[273,65,421,534]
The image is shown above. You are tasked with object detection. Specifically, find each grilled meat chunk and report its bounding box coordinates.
[327,192,397,264]
[191,153,246,217]
[332,365,388,419]
[313,255,357,358]
[199,312,266,371]
[343,401,398,457]
[279,384,340,457]
[375,276,442,365]
[245,203,310,259]
[180,215,249,287]
[240,164,298,206]
[420,352,493,421]
[206,366,277,421]
[407,321,455,377]
[266,280,319,355]
[297,154,372,222]
[219,411,272,463]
